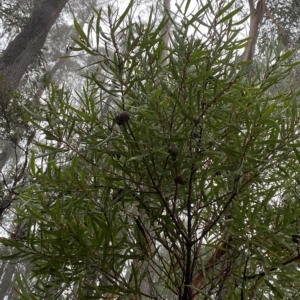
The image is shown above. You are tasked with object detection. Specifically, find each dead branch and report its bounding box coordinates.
[191,239,231,299]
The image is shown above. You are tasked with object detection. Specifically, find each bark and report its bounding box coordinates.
[0,142,14,171]
[0,0,68,172]
[0,0,69,209]
[242,0,266,61]
[161,0,171,65]
[0,243,19,300]
[34,1,96,103]
[192,240,230,296]
[0,262,15,299]
[0,1,68,297]
[0,0,68,96]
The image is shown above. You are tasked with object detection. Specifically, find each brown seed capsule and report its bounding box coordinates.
[115,111,130,125]
[168,146,178,160]
[191,131,200,139]
[292,234,300,244]
[174,175,187,185]
[119,111,130,122]
[112,188,124,201]
[115,115,124,125]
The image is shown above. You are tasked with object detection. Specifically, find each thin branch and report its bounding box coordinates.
[245,252,300,280]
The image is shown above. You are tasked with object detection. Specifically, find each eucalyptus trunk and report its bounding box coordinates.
[0,0,69,171]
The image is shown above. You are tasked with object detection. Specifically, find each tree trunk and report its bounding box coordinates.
[161,0,171,65]
[242,0,265,61]
[0,262,16,299]
[0,0,68,172]
[0,1,68,296]
[0,0,68,97]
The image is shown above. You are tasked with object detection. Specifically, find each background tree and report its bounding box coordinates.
[0,0,114,297]
[0,1,69,298]
[0,0,157,297]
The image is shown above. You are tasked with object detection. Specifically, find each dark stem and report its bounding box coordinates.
[183,164,197,300]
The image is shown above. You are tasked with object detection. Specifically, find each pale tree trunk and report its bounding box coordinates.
[0,0,68,297]
[0,0,69,93]
[0,0,69,172]
[0,261,16,299]
[161,0,171,65]
[0,222,29,299]
[0,225,27,300]
[0,142,14,171]
[0,3,101,297]
[0,0,69,216]
[34,0,97,104]
[242,0,266,61]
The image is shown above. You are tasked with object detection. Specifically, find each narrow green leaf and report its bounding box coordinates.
[114,0,134,31]
[217,0,235,18]
[94,8,102,50]
[74,18,89,44]
[184,0,191,14]
[218,7,242,24]
[71,37,98,55]
[128,153,151,162]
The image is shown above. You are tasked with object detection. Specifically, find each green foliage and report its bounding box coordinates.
[3,1,300,299]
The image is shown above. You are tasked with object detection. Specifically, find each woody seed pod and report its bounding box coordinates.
[115,111,130,125]
[168,146,178,160]
[174,175,187,185]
